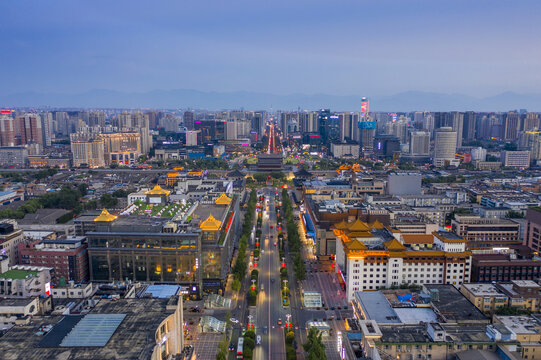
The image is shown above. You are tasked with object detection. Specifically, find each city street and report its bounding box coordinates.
[254,187,287,360]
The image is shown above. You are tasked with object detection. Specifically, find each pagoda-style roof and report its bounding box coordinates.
[94,209,118,222]
[346,239,367,251]
[370,220,385,229]
[173,166,184,171]
[215,193,232,205]
[338,164,351,171]
[351,163,362,172]
[227,169,246,178]
[200,214,222,231]
[146,185,171,196]
[167,172,180,178]
[383,238,406,251]
[334,219,349,230]
[347,218,370,232]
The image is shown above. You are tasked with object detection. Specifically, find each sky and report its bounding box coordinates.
[1,0,541,98]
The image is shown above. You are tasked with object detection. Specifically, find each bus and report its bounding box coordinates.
[237,337,244,359]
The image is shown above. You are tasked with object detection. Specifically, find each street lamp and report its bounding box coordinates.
[247,315,254,330]
[285,313,292,329]
[251,279,256,291]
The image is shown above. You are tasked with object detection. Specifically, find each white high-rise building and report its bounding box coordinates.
[409,131,430,156]
[433,127,457,167]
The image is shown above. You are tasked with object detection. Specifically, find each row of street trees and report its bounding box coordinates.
[231,189,257,291]
[281,188,305,282]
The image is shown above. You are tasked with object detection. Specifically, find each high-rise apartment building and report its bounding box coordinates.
[55,111,69,136]
[409,131,430,156]
[523,113,540,132]
[15,113,43,146]
[463,111,476,141]
[299,111,318,134]
[0,114,15,147]
[70,137,105,168]
[433,127,457,167]
[40,111,53,146]
[88,111,106,127]
[184,111,195,130]
[503,112,520,141]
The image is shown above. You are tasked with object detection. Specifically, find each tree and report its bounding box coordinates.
[303,328,327,360]
[231,279,241,292]
[253,173,267,183]
[100,193,118,208]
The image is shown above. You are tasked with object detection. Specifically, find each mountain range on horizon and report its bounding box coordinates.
[1,89,540,112]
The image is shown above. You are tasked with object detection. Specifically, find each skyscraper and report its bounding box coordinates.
[184,111,195,130]
[433,127,457,167]
[358,97,376,155]
[41,111,53,146]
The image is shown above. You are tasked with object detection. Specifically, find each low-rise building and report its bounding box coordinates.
[471,247,541,283]
[0,220,26,266]
[451,214,521,249]
[0,262,53,298]
[18,236,89,284]
[0,297,185,360]
[494,315,541,359]
[330,143,360,158]
[501,150,530,169]
[460,283,509,314]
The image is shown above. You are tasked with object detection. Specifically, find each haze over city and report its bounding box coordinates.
[1,0,541,110]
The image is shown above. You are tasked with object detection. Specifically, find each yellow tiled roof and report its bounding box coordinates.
[94,209,118,222]
[347,219,370,232]
[383,239,406,251]
[346,239,367,251]
[146,185,171,196]
[334,219,349,230]
[215,193,232,205]
[370,220,385,229]
[402,234,434,245]
[167,172,180,178]
[348,231,374,237]
[200,214,222,231]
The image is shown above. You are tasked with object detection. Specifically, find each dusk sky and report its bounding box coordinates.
[2,0,541,98]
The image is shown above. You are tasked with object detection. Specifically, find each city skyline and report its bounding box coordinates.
[1,0,541,106]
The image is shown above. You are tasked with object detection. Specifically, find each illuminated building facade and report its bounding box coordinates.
[85,193,240,295]
[334,221,472,302]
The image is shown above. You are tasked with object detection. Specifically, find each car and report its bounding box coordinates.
[270,226,273,229]
[270,235,274,239]
[264,326,268,334]
[271,278,275,283]
[256,335,262,345]
[277,318,282,326]
[230,318,240,324]
[261,284,264,291]
[228,343,235,351]
[274,242,277,246]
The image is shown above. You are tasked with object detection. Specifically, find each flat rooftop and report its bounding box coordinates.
[0,269,38,280]
[495,315,540,335]
[0,298,174,360]
[424,284,489,324]
[354,291,401,324]
[394,308,437,324]
[462,283,506,297]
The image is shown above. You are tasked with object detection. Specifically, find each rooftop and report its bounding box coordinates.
[0,298,174,360]
[495,315,540,335]
[462,283,506,297]
[354,291,401,324]
[0,269,38,280]
[423,284,489,324]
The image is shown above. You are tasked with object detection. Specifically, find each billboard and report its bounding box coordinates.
[358,121,376,129]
